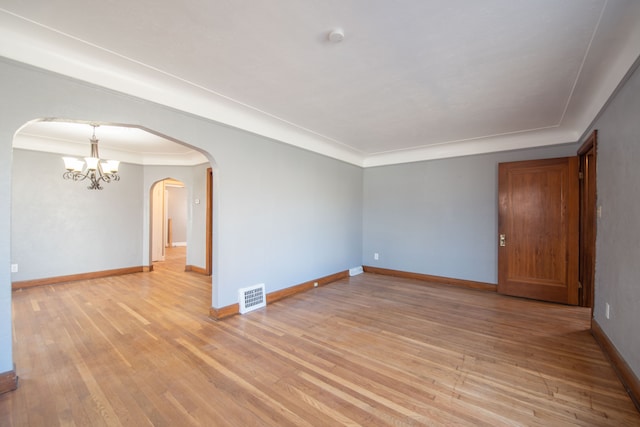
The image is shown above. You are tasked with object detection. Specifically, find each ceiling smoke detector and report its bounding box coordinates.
[328,28,344,43]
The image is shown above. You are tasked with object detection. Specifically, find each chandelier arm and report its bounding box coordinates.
[63,171,89,182]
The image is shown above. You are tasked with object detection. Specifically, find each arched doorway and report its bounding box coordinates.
[151,178,188,271]
[11,119,215,284]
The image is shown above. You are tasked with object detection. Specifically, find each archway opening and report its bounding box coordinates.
[11,118,216,292]
[150,178,188,272]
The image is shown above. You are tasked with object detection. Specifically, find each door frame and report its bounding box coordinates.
[578,130,598,309]
[205,167,213,276]
[150,180,166,263]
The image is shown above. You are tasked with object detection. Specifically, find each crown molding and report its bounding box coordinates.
[2,7,639,168]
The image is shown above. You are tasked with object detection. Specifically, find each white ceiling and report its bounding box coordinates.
[2,0,640,167]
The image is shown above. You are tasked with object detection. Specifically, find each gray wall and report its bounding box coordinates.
[363,144,579,284]
[10,151,209,280]
[0,81,14,374]
[588,61,640,379]
[167,186,188,244]
[11,149,144,281]
[0,58,363,373]
[188,163,211,270]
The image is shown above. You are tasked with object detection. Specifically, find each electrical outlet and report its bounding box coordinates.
[374,253,379,260]
[11,264,18,273]
[605,303,610,320]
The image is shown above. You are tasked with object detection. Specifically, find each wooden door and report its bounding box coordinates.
[498,157,579,305]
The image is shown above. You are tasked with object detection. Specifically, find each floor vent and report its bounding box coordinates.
[238,284,266,314]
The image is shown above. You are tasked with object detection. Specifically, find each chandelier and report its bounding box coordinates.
[62,124,120,190]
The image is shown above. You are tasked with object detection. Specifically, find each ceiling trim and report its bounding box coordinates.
[0,10,364,165]
[363,128,579,167]
[1,7,639,167]
[12,133,208,166]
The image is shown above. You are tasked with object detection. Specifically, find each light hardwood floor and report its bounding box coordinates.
[1,249,639,426]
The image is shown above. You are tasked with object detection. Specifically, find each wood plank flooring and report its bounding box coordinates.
[1,249,639,426]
